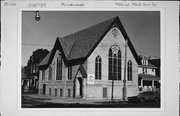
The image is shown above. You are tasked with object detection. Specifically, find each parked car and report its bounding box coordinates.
[128,96,139,103]
[138,91,160,102]
[128,92,160,103]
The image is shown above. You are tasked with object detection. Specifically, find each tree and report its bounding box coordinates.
[25,48,49,77]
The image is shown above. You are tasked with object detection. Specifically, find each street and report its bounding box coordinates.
[22,94,160,108]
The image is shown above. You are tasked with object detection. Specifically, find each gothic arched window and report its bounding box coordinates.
[95,56,101,80]
[108,45,121,80]
[56,57,62,80]
[48,66,52,80]
[127,60,132,81]
[111,28,119,38]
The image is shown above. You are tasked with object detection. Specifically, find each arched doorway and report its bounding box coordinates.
[75,77,83,98]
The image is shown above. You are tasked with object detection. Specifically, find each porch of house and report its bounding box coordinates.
[138,74,160,93]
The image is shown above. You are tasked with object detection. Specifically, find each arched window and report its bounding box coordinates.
[111,28,119,38]
[42,70,45,81]
[95,56,101,80]
[68,66,72,80]
[108,45,121,80]
[48,66,52,80]
[127,60,132,81]
[56,57,62,80]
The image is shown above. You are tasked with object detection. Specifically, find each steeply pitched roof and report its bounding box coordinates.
[38,16,141,68]
[149,59,160,68]
[59,17,116,60]
[38,50,52,66]
[78,65,87,78]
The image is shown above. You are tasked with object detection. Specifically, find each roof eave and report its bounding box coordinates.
[138,65,157,69]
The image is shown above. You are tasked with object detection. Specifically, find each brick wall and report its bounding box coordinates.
[39,50,88,98]
[39,27,139,100]
[86,27,139,99]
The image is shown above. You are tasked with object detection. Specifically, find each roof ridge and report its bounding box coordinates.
[62,16,117,38]
[39,16,142,68]
[64,16,117,60]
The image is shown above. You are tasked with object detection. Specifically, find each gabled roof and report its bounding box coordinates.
[149,59,160,68]
[59,17,116,60]
[78,65,87,78]
[38,50,52,66]
[38,16,141,68]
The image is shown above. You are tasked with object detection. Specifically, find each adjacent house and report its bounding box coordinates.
[22,49,49,93]
[38,16,142,100]
[138,56,160,93]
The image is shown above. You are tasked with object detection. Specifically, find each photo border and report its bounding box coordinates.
[18,8,164,111]
[1,1,179,116]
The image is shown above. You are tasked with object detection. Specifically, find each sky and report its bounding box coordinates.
[22,11,160,66]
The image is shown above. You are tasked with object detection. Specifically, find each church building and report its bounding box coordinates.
[38,16,142,100]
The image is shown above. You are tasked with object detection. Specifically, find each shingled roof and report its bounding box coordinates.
[38,50,52,66]
[59,17,116,60]
[38,16,141,68]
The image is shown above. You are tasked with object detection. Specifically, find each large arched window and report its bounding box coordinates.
[108,45,121,80]
[48,66,52,80]
[56,57,62,80]
[95,56,101,80]
[127,60,132,81]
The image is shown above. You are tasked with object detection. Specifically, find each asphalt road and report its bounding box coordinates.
[22,94,160,108]
[23,102,160,108]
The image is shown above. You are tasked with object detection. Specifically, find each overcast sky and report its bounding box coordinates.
[22,11,160,66]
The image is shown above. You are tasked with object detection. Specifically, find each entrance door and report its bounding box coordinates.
[79,78,83,97]
[76,77,83,97]
[43,84,46,95]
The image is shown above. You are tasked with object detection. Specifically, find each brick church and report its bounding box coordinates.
[38,16,142,100]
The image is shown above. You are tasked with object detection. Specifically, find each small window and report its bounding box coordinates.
[33,64,36,73]
[95,56,102,80]
[103,87,107,98]
[60,88,63,97]
[48,66,52,80]
[142,68,146,74]
[127,60,132,81]
[152,69,154,72]
[68,66,72,80]
[111,28,119,38]
[49,88,51,96]
[35,64,38,73]
[145,68,147,73]
[55,88,57,96]
[68,89,71,97]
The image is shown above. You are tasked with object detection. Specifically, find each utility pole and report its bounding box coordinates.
[123,39,128,104]
[111,59,114,100]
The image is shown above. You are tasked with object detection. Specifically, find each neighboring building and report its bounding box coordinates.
[22,49,49,93]
[138,56,160,93]
[38,16,142,100]
[21,66,29,92]
[149,59,160,77]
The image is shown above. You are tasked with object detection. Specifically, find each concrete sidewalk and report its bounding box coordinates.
[22,94,160,108]
[23,94,123,104]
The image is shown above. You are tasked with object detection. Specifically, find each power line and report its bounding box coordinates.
[22,43,160,59]
[136,50,160,59]
[22,43,53,47]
